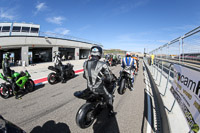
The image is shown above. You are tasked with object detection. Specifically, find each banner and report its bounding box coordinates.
[171,64,200,133]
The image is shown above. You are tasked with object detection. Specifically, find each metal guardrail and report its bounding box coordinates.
[145,56,200,132]
[149,26,200,63]
[143,59,170,133]
[39,31,102,46]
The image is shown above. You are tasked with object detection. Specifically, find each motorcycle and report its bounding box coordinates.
[117,69,135,95]
[47,63,75,84]
[104,59,111,66]
[74,80,117,129]
[0,70,35,99]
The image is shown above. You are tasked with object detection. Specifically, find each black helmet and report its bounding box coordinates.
[90,46,102,58]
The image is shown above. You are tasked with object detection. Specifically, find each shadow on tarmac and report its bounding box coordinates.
[17,84,45,99]
[92,109,120,133]
[34,84,46,91]
[30,120,71,133]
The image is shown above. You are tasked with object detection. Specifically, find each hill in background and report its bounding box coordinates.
[103,49,143,57]
[103,49,126,55]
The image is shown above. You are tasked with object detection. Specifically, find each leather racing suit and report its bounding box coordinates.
[121,56,136,83]
[83,57,116,106]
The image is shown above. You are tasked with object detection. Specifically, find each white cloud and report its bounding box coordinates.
[54,28,70,35]
[36,3,46,11]
[34,2,47,15]
[46,16,65,25]
[45,28,70,37]
[0,8,16,20]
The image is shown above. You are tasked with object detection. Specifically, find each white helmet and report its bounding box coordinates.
[126,52,131,56]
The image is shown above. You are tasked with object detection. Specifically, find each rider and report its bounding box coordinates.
[74,46,117,116]
[2,52,20,99]
[53,51,66,83]
[2,52,13,78]
[132,54,139,73]
[121,52,137,91]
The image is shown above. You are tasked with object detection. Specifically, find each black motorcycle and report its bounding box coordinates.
[74,81,116,129]
[117,69,135,95]
[47,63,75,84]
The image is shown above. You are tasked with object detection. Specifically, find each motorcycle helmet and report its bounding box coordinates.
[90,46,103,59]
[5,52,11,60]
[126,52,131,57]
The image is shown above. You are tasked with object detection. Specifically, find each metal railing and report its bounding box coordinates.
[149,26,200,65]
[39,31,102,46]
[144,55,200,132]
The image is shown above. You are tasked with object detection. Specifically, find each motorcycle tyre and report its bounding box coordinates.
[48,73,57,85]
[76,103,96,129]
[25,79,35,92]
[0,84,10,99]
[69,70,75,78]
[117,78,126,95]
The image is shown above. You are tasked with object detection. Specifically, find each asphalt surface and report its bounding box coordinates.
[0,61,146,133]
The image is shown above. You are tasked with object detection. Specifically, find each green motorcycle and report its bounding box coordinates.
[0,70,35,99]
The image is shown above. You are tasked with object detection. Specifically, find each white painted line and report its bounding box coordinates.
[143,62,152,133]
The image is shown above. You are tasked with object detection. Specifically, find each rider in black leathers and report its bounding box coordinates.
[75,46,117,116]
[53,51,67,83]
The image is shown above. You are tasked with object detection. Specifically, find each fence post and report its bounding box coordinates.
[169,100,176,113]
[166,43,168,60]
[163,63,172,96]
[156,60,160,81]
[182,37,184,62]
[159,61,164,86]
[179,38,181,62]
[153,58,156,76]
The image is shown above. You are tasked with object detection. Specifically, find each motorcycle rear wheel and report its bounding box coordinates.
[69,70,75,78]
[118,78,126,95]
[25,79,35,92]
[76,103,96,129]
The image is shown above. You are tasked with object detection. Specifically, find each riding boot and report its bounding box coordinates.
[61,78,66,83]
[106,95,117,117]
[129,79,134,91]
[107,104,117,117]
[61,73,66,83]
[15,92,22,99]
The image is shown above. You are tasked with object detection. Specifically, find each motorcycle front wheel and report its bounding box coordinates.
[48,73,57,85]
[117,78,126,95]
[0,84,10,99]
[76,103,96,129]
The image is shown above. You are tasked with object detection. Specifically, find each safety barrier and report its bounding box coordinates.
[146,25,200,133]
[144,57,192,133]
[149,26,200,63]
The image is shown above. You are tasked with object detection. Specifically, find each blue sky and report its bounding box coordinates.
[0,0,200,53]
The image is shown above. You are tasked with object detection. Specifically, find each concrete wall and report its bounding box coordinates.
[21,46,29,66]
[0,36,99,66]
[75,48,79,60]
